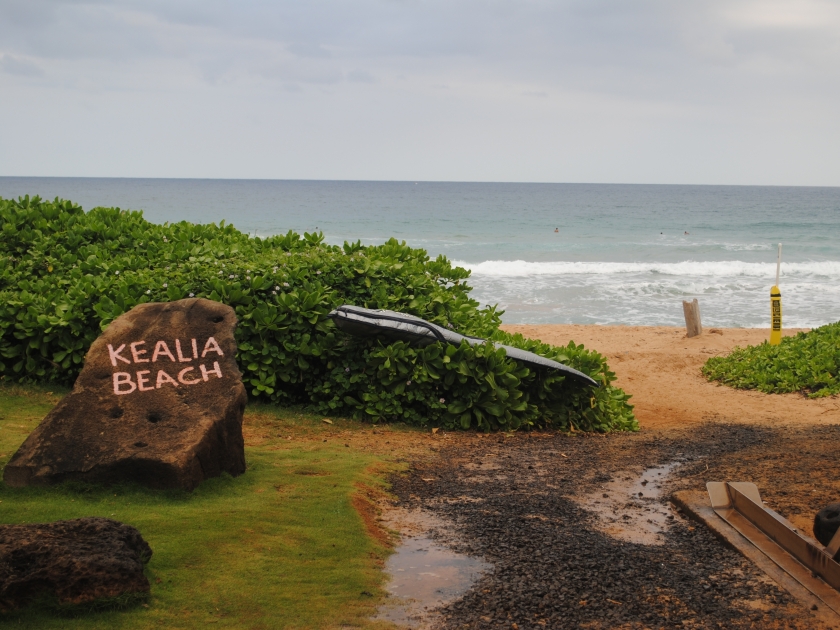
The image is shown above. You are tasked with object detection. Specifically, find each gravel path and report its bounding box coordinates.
[391,423,838,629]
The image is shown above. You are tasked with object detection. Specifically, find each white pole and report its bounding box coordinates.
[775,243,782,286]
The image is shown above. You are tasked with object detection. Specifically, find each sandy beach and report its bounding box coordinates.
[502,324,840,430]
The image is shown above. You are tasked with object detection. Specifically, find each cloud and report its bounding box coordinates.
[346,69,374,83]
[0,54,44,77]
[286,41,331,59]
[0,1,838,184]
[262,60,343,85]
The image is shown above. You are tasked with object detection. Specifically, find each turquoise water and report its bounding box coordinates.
[2,177,839,328]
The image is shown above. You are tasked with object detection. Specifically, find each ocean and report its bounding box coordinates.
[1,177,839,329]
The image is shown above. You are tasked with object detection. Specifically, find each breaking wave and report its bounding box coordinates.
[454,260,840,279]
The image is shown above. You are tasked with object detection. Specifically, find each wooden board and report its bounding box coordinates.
[672,490,840,628]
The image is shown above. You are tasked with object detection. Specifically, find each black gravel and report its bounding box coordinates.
[391,423,835,629]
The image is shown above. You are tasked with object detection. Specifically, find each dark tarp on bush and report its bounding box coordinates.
[328,304,598,387]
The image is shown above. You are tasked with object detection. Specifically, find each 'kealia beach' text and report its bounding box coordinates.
[107,337,225,395]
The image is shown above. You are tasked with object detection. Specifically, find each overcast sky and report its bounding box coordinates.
[1,0,839,184]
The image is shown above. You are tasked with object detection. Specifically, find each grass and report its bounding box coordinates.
[702,320,840,397]
[0,383,430,629]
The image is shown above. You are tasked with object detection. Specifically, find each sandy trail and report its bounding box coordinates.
[502,324,840,430]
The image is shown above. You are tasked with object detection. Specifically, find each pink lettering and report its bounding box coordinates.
[137,370,154,391]
[108,344,131,367]
[155,370,179,389]
[113,372,136,395]
[178,367,201,385]
[130,341,149,363]
[200,361,223,381]
[191,338,198,359]
[201,337,224,358]
[175,339,192,362]
[152,340,176,362]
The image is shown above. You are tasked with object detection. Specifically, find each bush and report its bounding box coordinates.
[702,322,840,398]
[0,195,636,432]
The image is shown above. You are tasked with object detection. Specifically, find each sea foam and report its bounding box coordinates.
[454,260,840,279]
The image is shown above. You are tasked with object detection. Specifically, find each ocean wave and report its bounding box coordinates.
[630,240,775,251]
[454,259,840,278]
[721,243,774,251]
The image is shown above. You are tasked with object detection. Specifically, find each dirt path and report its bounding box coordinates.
[392,424,839,629]
[379,326,840,629]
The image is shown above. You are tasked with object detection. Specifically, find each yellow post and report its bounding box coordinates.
[770,243,782,345]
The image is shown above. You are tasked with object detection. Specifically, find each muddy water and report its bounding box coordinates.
[375,508,491,628]
[579,462,682,545]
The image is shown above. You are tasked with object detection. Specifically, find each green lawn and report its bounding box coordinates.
[0,384,417,629]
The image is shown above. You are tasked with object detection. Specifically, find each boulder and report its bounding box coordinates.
[0,517,152,612]
[3,298,247,491]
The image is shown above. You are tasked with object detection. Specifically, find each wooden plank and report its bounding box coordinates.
[673,490,840,628]
[682,298,702,337]
[724,483,840,591]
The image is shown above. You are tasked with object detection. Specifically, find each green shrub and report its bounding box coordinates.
[0,195,636,432]
[702,322,840,397]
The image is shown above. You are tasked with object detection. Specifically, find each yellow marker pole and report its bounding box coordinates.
[770,243,782,345]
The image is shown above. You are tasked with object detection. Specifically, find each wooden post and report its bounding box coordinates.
[682,299,702,338]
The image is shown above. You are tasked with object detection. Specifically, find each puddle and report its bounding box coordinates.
[578,462,681,545]
[375,508,491,628]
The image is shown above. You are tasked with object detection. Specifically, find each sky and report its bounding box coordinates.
[1,0,839,185]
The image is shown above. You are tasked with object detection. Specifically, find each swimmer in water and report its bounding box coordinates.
[554,228,559,233]
[684,231,689,235]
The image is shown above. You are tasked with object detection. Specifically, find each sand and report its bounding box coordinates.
[501,324,840,430]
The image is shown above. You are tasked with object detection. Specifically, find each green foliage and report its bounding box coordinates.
[0,195,636,432]
[702,322,840,397]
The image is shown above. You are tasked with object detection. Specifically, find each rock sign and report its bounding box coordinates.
[3,299,247,491]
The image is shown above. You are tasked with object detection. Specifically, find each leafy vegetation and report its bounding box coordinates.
[702,322,840,397]
[0,195,636,432]
[0,384,404,629]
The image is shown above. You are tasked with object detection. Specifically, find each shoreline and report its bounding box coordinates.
[502,324,840,430]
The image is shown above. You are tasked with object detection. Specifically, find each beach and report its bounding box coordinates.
[3,188,840,627]
[503,324,840,430]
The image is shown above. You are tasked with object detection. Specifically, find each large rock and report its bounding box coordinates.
[3,298,246,491]
[0,517,152,612]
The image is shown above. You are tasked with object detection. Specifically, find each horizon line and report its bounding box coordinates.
[1,175,838,190]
